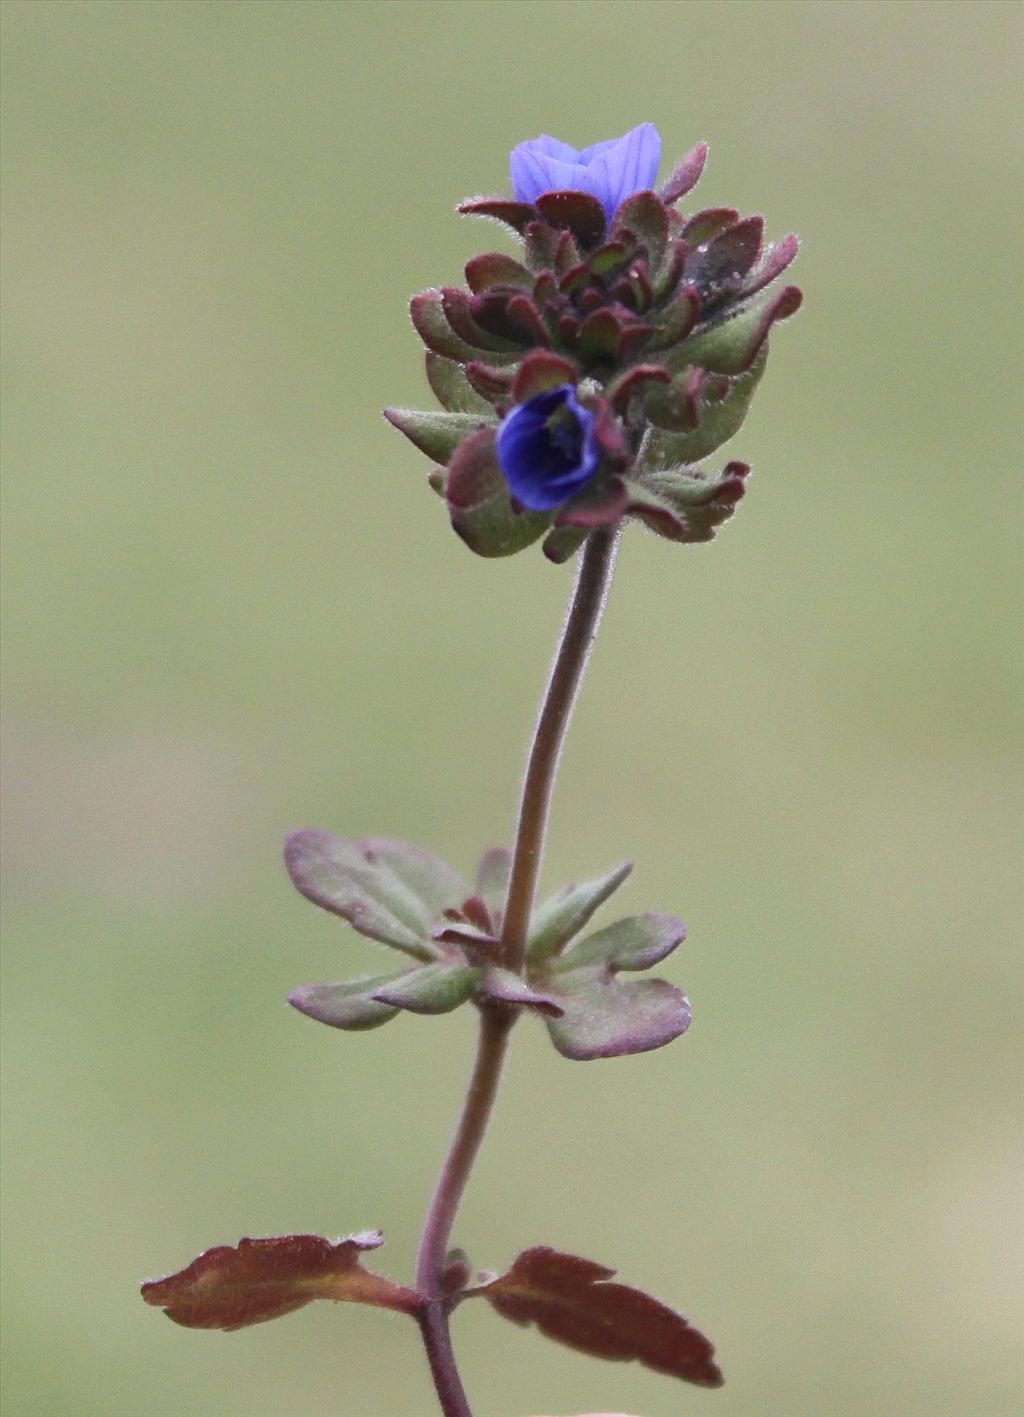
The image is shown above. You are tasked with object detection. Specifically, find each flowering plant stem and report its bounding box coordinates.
[414,526,621,1417]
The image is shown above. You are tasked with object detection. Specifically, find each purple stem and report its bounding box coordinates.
[414,527,620,1417]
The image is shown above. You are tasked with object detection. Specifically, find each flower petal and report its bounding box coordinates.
[586,122,662,219]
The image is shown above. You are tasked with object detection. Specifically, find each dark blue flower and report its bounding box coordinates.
[509,123,662,223]
[496,385,601,511]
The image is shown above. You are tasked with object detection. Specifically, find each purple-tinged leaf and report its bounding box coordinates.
[141,1232,420,1330]
[383,407,488,464]
[527,862,633,962]
[288,976,401,1031]
[627,461,750,545]
[431,922,497,962]
[503,294,551,347]
[640,349,766,461]
[464,361,516,404]
[360,838,469,920]
[554,913,686,974]
[459,893,494,933]
[458,196,538,235]
[511,351,579,403]
[611,192,669,272]
[575,308,628,361]
[740,232,800,298]
[544,969,691,1060]
[442,287,522,353]
[469,1245,721,1387]
[441,1249,473,1297]
[475,847,512,930]
[542,524,590,564]
[681,207,739,244]
[554,477,629,531]
[372,962,480,1014]
[522,220,565,273]
[586,240,630,278]
[651,238,686,300]
[534,190,607,248]
[284,831,458,958]
[446,426,552,557]
[685,216,764,290]
[606,364,671,419]
[425,352,493,415]
[410,289,486,364]
[465,251,534,294]
[676,283,803,375]
[617,322,658,364]
[479,967,564,1016]
[658,142,709,205]
[644,285,701,350]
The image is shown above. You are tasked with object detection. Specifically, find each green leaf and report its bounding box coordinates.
[285,831,468,959]
[288,976,401,1030]
[668,284,801,375]
[543,968,691,1060]
[425,352,494,415]
[527,862,633,963]
[446,427,552,558]
[475,847,512,930]
[542,525,590,564]
[384,407,489,464]
[479,967,563,1015]
[552,912,686,974]
[611,191,669,272]
[372,962,480,1014]
[359,837,469,921]
[641,351,765,463]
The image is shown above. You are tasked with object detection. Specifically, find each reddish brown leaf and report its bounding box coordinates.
[141,1231,420,1331]
[470,1246,722,1388]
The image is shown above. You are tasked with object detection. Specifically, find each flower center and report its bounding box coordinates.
[543,403,584,469]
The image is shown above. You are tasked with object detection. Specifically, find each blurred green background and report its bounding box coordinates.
[2,2,1021,1415]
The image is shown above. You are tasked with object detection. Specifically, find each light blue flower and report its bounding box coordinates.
[509,123,662,224]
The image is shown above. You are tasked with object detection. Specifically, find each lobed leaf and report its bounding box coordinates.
[469,1245,722,1387]
[141,1232,420,1331]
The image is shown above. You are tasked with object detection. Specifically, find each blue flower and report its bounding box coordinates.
[509,123,662,224]
[496,385,601,511]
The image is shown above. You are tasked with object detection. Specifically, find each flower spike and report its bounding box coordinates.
[390,126,801,561]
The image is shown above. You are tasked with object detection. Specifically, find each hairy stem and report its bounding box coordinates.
[415,525,620,1416]
[499,525,621,972]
